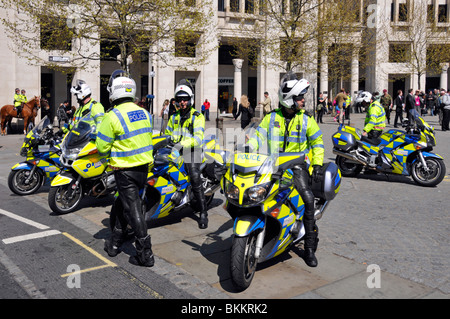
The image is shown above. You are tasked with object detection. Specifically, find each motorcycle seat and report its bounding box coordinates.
[360,135,382,146]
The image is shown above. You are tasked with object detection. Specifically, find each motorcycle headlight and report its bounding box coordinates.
[62,146,82,161]
[225,179,239,200]
[244,182,272,204]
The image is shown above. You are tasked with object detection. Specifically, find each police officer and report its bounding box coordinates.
[96,70,155,267]
[20,89,28,104]
[247,73,324,267]
[357,91,386,143]
[65,80,104,133]
[14,88,22,117]
[165,79,208,229]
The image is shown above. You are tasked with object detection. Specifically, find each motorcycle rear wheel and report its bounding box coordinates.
[335,155,363,177]
[411,157,446,187]
[8,169,42,195]
[48,184,83,214]
[230,233,258,292]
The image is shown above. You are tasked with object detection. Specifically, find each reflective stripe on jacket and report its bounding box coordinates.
[165,108,205,148]
[248,109,324,166]
[364,100,386,132]
[96,102,154,168]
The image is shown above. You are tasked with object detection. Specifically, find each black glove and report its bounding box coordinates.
[312,165,322,183]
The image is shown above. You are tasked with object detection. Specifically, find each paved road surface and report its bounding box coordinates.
[0,111,448,301]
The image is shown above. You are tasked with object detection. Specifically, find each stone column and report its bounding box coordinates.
[320,51,328,97]
[440,63,449,90]
[351,50,359,98]
[233,58,244,104]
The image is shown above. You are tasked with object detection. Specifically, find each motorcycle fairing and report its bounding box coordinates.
[233,215,265,237]
[146,174,177,219]
[71,149,109,179]
[51,172,74,186]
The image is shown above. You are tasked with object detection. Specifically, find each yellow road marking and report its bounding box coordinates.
[61,264,112,278]
[60,232,116,278]
[59,232,164,298]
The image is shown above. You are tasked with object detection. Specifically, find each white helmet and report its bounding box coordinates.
[174,79,194,107]
[107,69,136,104]
[278,72,310,109]
[71,79,92,101]
[355,91,372,104]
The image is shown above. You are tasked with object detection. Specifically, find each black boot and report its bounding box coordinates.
[134,235,154,267]
[104,227,125,257]
[192,185,208,229]
[303,219,318,267]
[198,212,208,229]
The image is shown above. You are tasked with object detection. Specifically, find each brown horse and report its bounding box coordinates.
[0,96,42,135]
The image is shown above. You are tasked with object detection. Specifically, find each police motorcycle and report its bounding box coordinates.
[204,123,341,291]
[109,133,221,228]
[332,109,446,187]
[8,115,63,195]
[48,112,116,214]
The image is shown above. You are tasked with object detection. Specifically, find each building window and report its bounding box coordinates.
[427,4,435,23]
[245,0,254,14]
[389,43,411,63]
[398,1,409,22]
[100,39,121,61]
[438,4,448,22]
[230,0,239,12]
[391,1,395,22]
[218,0,225,11]
[175,33,199,58]
[218,45,236,65]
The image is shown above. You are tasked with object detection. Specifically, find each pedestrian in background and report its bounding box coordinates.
[235,95,253,129]
[259,91,272,116]
[380,89,392,124]
[393,90,404,128]
[316,93,325,123]
[439,88,450,131]
[426,90,437,116]
[202,99,210,121]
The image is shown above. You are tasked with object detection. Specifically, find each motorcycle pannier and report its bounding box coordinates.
[311,162,341,201]
[332,131,357,152]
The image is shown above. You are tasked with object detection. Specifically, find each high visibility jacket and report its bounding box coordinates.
[96,102,154,168]
[345,95,351,109]
[14,94,22,107]
[20,95,28,103]
[364,100,386,133]
[248,109,325,166]
[64,99,104,133]
[165,108,205,149]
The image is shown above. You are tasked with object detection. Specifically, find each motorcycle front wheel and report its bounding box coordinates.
[8,169,43,195]
[411,157,446,187]
[230,233,258,292]
[48,184,83,214]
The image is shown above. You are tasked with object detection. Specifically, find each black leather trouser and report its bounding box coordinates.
[292,164,317,248]
[112,164,148,239]
[185,161,207,214]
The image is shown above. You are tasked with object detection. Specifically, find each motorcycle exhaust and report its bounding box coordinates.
[333,149,380,171]
[332,149,367,166]
[204,184,220,196]
[314,200,329,220]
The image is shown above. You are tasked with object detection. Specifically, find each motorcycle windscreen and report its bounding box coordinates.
[24,115,51,143]
[65,113,95,149]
